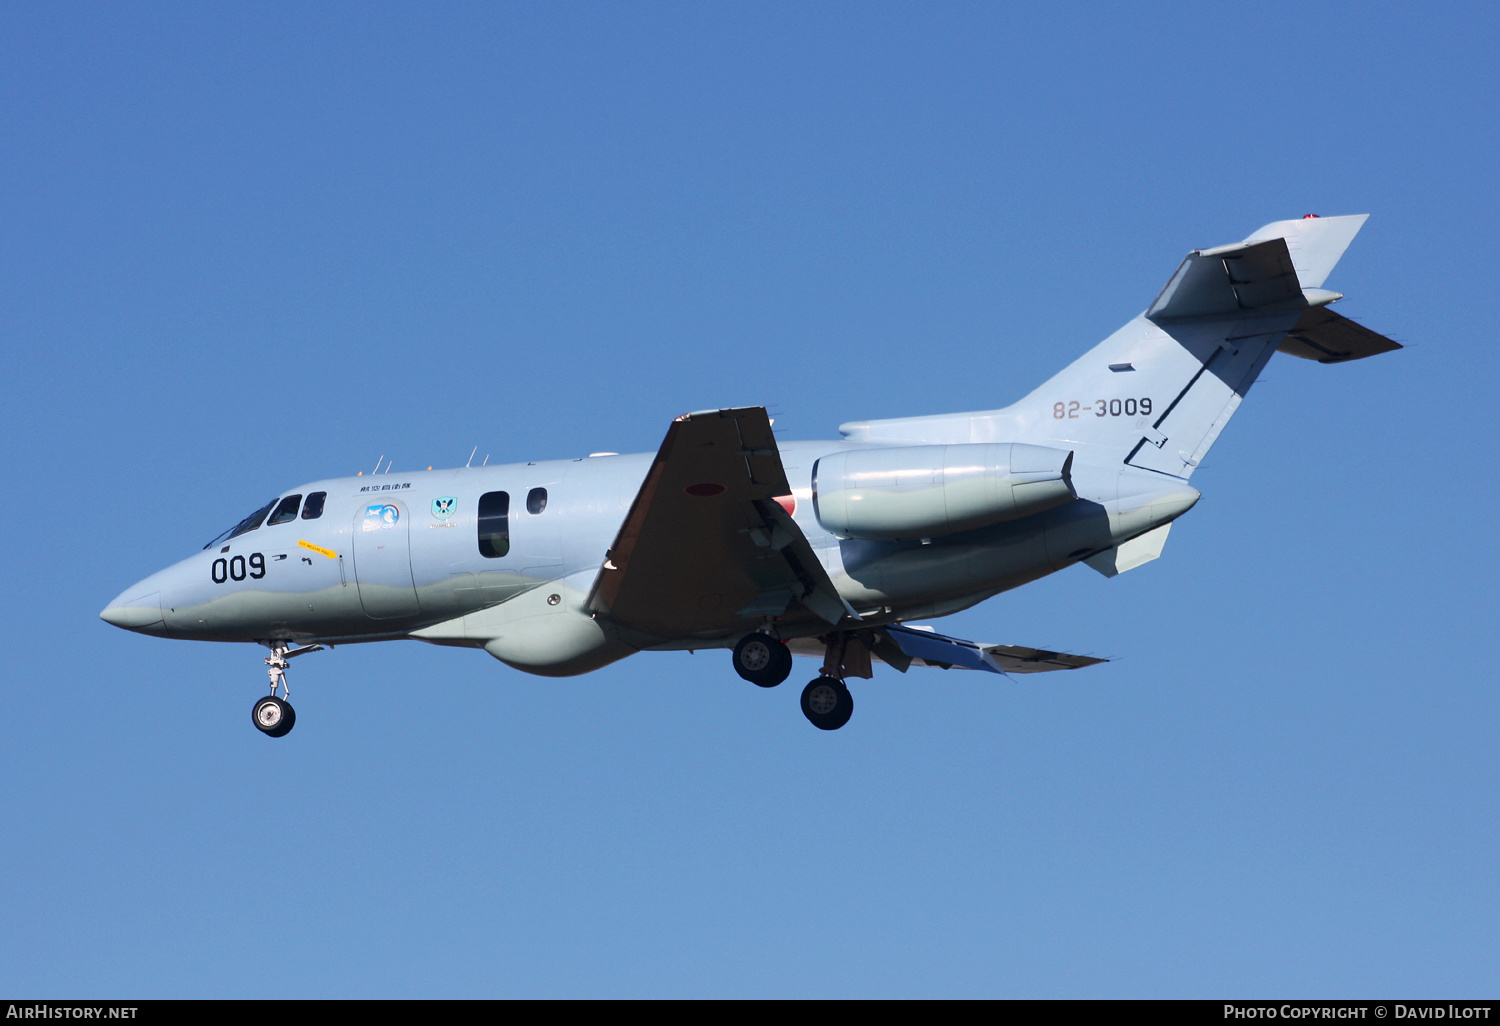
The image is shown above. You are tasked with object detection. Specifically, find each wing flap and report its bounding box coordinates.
[587,407,850,638]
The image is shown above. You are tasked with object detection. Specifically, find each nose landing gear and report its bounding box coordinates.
[252,641,322,738]
[252,694,295,737]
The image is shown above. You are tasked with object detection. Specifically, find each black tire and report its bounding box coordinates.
[733,633,793,688]
[252,695,296,738]
[800,677,853,731]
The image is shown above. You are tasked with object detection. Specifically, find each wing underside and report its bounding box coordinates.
[787,624,1106,676]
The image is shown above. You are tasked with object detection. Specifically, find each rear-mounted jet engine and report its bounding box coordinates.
[811,442,1076,541]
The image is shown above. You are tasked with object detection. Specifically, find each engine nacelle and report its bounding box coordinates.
[813,443,1076,541]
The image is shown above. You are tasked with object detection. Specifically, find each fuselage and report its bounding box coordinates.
[96,214,1394,739]
[101,439,1198,673]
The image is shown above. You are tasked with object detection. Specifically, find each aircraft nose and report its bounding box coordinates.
[100,586,165,633]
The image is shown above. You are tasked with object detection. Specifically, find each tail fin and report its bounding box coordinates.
[841,214,1400,478]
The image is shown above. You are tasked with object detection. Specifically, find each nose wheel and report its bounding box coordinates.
[253,695,296,737]
[252,641,322,738]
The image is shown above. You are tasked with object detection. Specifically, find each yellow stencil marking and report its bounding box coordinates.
[298,540,339,559]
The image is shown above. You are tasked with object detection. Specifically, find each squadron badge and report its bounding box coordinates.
[362,504,399,532]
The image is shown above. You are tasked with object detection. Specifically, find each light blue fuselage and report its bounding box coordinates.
[102,437,1195,676]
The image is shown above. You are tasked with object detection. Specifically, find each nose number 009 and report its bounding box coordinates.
[211,553,266,583]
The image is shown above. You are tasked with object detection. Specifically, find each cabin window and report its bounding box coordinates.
[267,494,302,525]
[477,491,510,558]
[301,492,326,520]
[527,487,548,515]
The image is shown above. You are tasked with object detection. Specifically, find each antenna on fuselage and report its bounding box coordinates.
[466,446,477,468]
[482,454,489,466]
[372,455,384,475]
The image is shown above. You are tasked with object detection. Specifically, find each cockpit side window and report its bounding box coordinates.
[301,492,326,520]
[267,495,302,525]
[477,491,510,558]
[204,499,278,549]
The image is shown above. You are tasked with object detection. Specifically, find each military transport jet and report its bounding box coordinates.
[101,215,1400,734]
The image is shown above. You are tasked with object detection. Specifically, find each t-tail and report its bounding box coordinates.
[840,214,1401,479]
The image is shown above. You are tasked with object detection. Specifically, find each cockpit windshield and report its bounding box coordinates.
[203,499,278,550]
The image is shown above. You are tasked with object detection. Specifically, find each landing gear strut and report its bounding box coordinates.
[252,641,322,738]
[732,632,793,688]
[797,631,866,730]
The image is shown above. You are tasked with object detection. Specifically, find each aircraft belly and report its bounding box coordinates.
[413,570,636,675]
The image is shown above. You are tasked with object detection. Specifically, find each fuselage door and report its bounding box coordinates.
[351,500,420,619]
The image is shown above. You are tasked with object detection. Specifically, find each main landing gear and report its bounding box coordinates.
[731,629,860,731]
[732,631,793,688]
[800,676,854,731]
[252,641,322,738]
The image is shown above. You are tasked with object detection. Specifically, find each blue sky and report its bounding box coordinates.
[2,1,1497,997]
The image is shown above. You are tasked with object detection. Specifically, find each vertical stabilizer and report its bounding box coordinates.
[841,215,1396,479]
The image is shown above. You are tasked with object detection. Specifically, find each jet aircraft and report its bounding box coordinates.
[102,215,1400,734]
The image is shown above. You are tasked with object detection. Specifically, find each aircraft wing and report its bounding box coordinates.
[786,624,1107,675]
[587,407,854,639]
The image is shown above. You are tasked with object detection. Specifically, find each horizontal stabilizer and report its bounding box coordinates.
[1276,307,1402,363]
[1147,214,1370,321]
[1243,214,1368,289]
[1148,237,1302,320]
